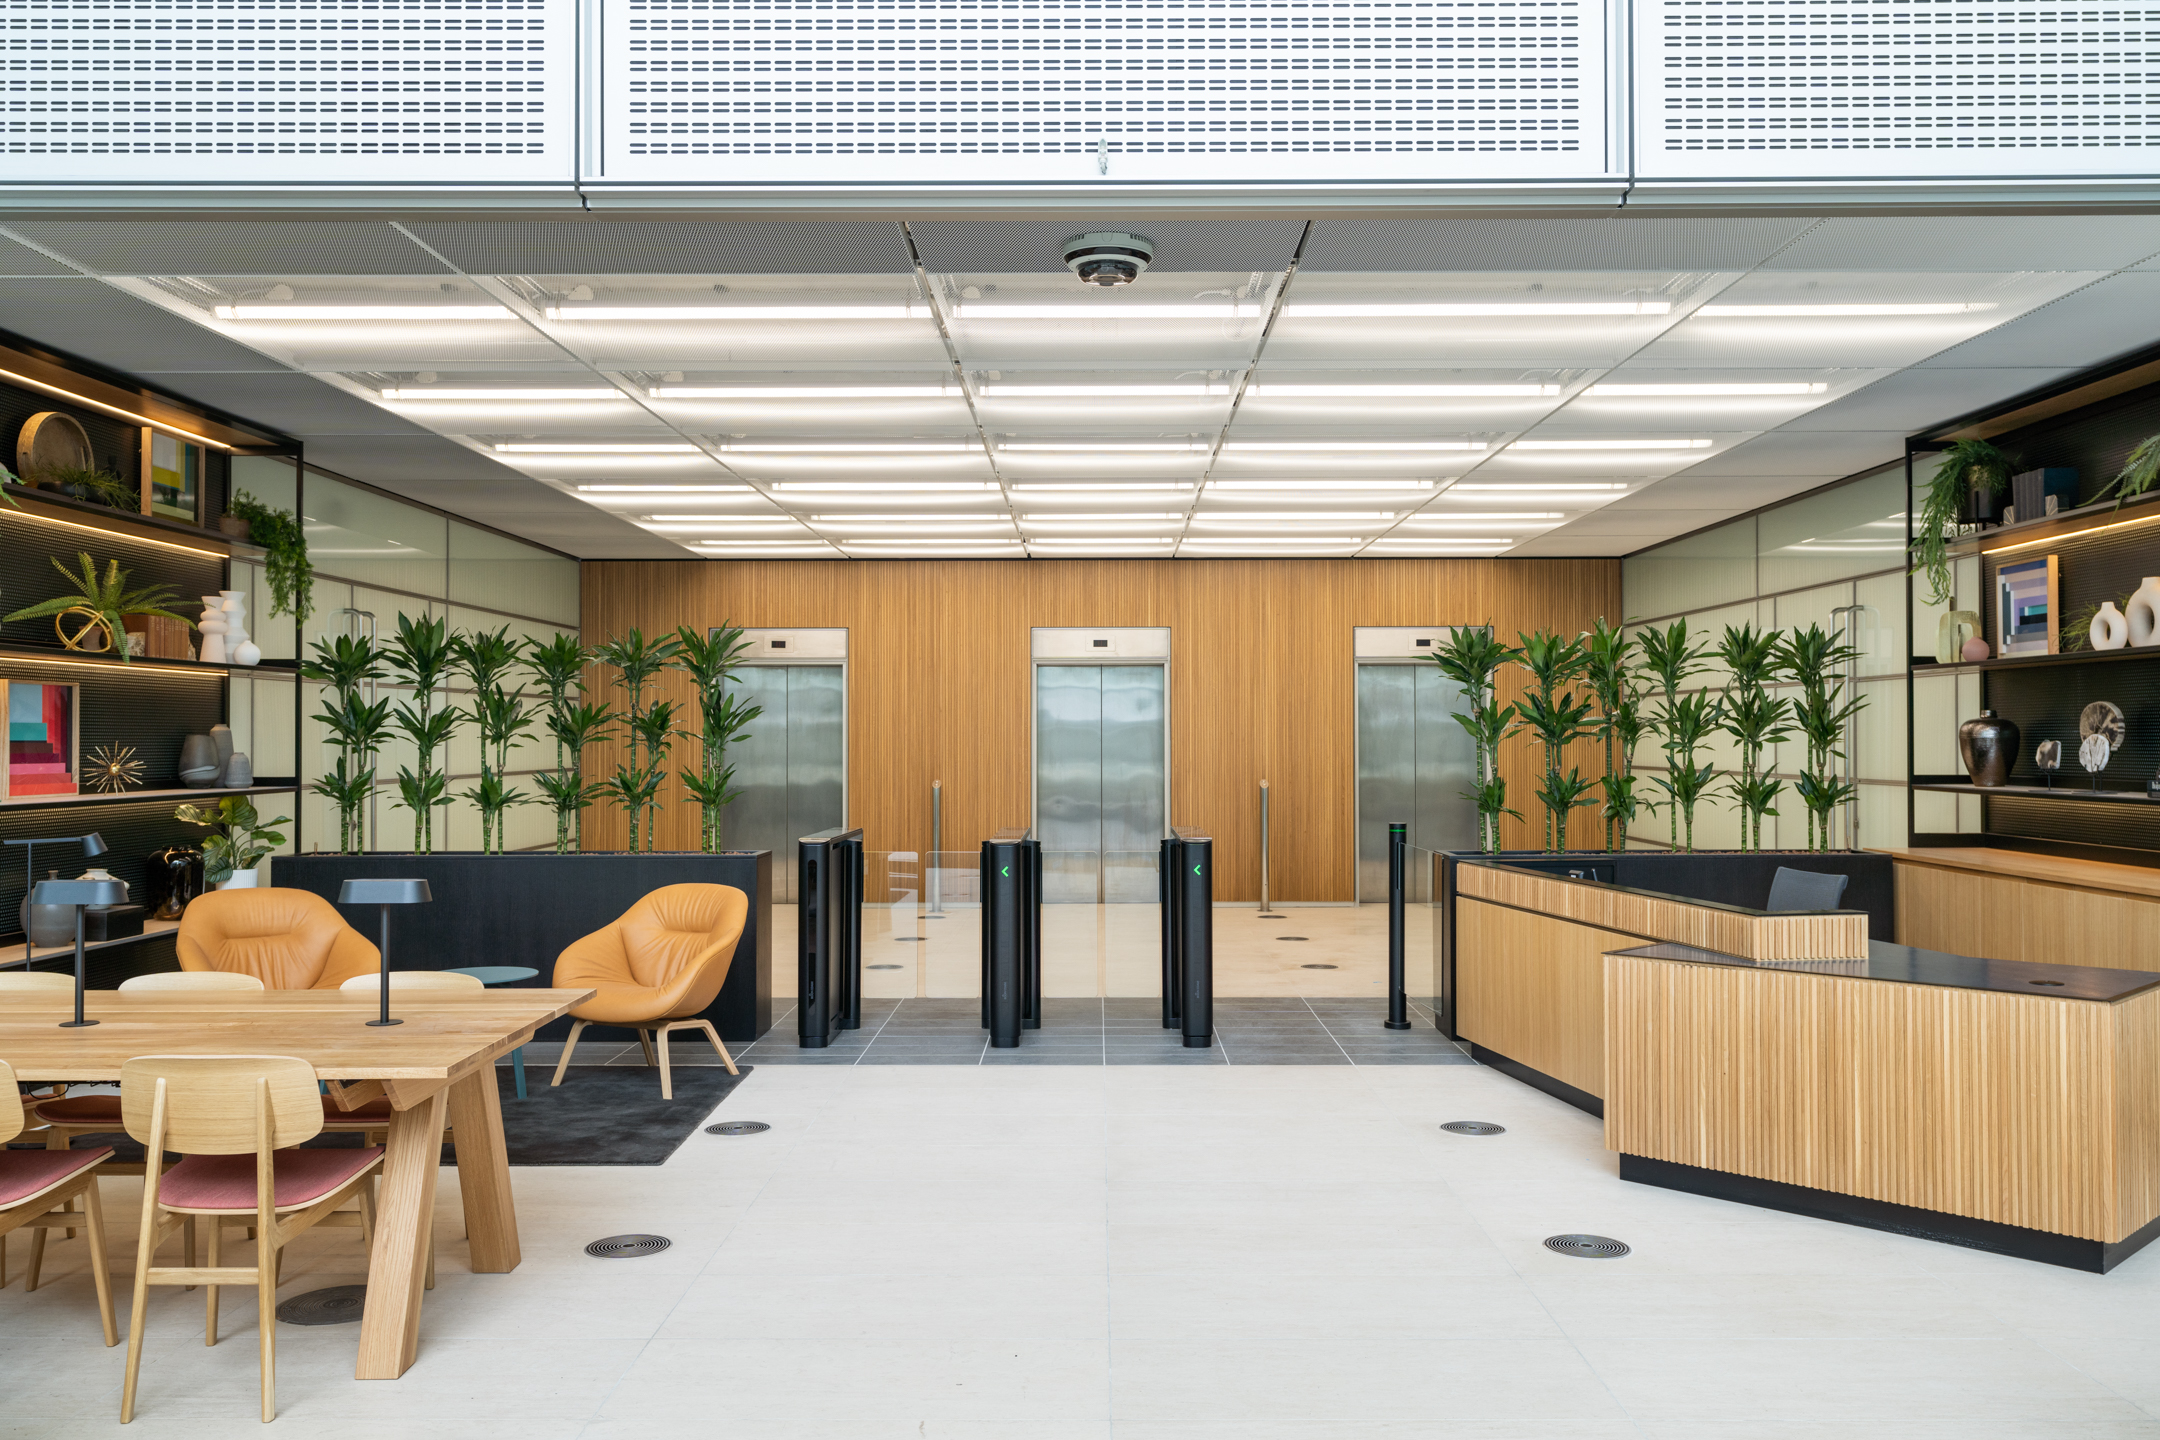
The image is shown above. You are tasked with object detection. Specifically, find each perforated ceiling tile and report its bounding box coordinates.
[0,277,289,371]
[1300,216,1820,272]
[1652,0,2160,158]
[3,1,555,162]
[298,434,542,485]
[1778,367,2077,432]
[9,222,450,276]
[909,220,1308,276]
[614,0,1594,161]
[1915,273,2160,369]
[1763,217,2160,273]
[403,221,917,276]
[134,372,436,436]
[0,234,79,276]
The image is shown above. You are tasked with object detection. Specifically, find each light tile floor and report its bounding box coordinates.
[7,1062,2160,1438]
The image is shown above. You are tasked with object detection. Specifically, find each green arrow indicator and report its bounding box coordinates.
[1001,865,1011,877]
[1193,864,1202,875]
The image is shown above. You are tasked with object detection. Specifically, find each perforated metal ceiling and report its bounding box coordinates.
[8,221,452,276]
[1299,217,1822,272]
[402,220,919,276]
[907,220,1307,275]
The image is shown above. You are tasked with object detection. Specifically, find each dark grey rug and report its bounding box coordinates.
[14,1064,752,1169]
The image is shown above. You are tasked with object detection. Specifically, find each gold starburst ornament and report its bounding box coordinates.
[85,743,146,794]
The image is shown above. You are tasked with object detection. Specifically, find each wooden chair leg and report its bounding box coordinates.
[183,1211,196,1292]
[636,1029,658,1068]
[204,1215,222,1345]
[656,1025,673,1100]
[79,1178,118,1348]
[549,1019,588,1087]
[425,1227,435,1292]
[694,1020,740,1076]
[25,1218,46,1292]
[120,1199,159,1422]
[258,1236,278,1422]
[358,1176,377,1244]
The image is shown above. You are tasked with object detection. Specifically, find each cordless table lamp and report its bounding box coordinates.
[7,831,106,967]
[30,876,127,1028]
[337,878,434,1027]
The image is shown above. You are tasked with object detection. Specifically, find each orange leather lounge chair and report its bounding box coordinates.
[175,888,381,990]
[550,883,747,1098]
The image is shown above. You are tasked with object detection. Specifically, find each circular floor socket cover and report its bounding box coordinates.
[1440,1121,1506,1136]
[706,1121,771,1136]
[277,1284,368,1326]
[586,1234,673,1258]
[1544,1234,1630,1259]
[1300,963,1337,970]
[867,963,905,970]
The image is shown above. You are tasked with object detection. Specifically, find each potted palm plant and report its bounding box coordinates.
[1433,627,1520,854]
[3,552,194,661]
[1782,624,1869,850]
[1582,619,1648,851]
[454,626,535,853]
[526,634,611,854]
[301,632,390,853]
[385,613,459,852]
[1714,624,1792,851]
[594,627,682,851]
[1515,630,1597,852]
[1636,619,1717,852]
[675,623,763,853]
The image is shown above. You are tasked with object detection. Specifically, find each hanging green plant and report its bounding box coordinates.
[224,488,314,626]
[1911,439,2014,606]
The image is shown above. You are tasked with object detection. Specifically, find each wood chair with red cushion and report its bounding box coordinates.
[0,1059,117,1344]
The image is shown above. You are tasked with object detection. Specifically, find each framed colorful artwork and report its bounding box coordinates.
[1996,555,2060,658]
[2,680,80,801]
[144,428,203,524]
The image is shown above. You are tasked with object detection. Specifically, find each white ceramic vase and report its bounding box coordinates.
[2129,578,2160,649]
[217,869,260,890]
[2091,600,2130,651]
[219,589,259,667]
[197,593,228,664]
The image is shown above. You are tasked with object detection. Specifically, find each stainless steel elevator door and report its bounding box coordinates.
[725,664,845,901]
[1356,663,1476,901]
[1034,664,1167,903]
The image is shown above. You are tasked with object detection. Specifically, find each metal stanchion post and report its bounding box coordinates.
[928,780,944,917]
[1257,780,1283,919]
[1385,822,1412,1030]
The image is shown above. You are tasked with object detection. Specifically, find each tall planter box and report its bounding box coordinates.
[271,851,774,1043]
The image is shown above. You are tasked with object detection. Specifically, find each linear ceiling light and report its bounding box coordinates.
[1191,511,1396,520]
[1009,484,1197,495]
[1509,439,1713,451]
[1402,511,1561,521]
[1000,442,1211,453]
[1280,302,1671,318]
[771,481,1002,493]
[957,304,1261,320]
[1695,303,1996,317]
[1450,482,1629,492]
[687,540,837,549]
[1245,384,1560,398]
[1376,534,1519,543]
[1582,383,1828,397]
[982,384,1233,397]
[545,305,924,321]
[1206,480,1436,492]
[1182,535,1366,545]
[575,483,752,492]
[722,442,979,454]
[1223,441,1485,453]
[215,305,514,320]
[652,386,957,398]
[497,442,700,454]
[382,387,623,400]
[1019,512,1185,521]
[1028,536,1177,545]
[810,523,1015,535]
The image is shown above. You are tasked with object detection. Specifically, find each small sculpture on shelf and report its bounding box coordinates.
[2081,700,2127,751]
[2081,734,2112,790]
[1962,635,1991,662]
[2091,600,2130,651]
[2036,740,2061,788]
[82,743,144,794]
[1936,610,1981,664]
[145,844,202,921]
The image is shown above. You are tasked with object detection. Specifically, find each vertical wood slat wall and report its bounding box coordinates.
[578,557,1620,901]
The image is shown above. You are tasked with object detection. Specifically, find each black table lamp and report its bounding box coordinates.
[8,831,106,968]
[30,876,126,1028]
[337,878,433,1027]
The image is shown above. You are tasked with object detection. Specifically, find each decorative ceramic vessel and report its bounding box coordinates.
[2129,576,2160,648]
[1936,610,1981,664]
[196,594,228,664]
[218,590,258,667]
[222,752,253,787]
[74,866,127,900]
[2092,600,2130,651]
[146,844,203,920]
[177,732,221,788]
[209,724,234,768]
[18,868,74,947]
[234,639,262,666]
[218,870,260,890]
[1961,636,1991,662]
[1959,710,2021,787]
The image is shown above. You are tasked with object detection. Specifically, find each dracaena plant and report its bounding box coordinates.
[1714,624,1792,851]
[1653,690,1724,852]
[468,684,537,853]
[385,613,460,853]
[1635,618,1715,851]
[526,633,606,853]
[674,623,763,853]
[1582,618,1646,851]
[594,627,683,850]
[1515,629,1594,852]
[1781,623,1869,850]
[300,631,390,853]
[1432,625,1521,853]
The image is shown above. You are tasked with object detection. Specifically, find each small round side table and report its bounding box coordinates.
[446,965,541,1099]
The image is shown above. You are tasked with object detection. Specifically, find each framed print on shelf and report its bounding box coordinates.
[1997,555,2060,658]
[2,679,81,802]
[144,428,203,523]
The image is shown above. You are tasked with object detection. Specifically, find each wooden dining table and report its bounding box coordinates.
[0,987,592,1378]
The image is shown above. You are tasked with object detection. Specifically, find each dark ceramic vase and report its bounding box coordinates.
[147,844,204,921]
[18,868,74,946]
[1959,710,2022,787]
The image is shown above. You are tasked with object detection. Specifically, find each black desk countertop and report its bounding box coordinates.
[1608,939,2160,1003]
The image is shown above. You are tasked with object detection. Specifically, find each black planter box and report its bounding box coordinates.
[1435,848,1895,1039]
[271,851,773,1043]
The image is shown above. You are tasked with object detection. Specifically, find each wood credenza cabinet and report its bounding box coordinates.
[1888,848,2160,974]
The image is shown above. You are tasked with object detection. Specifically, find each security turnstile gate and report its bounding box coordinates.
[980,828,1042,1048]
[797,827,863,1048]
[1159,828,1213,1048]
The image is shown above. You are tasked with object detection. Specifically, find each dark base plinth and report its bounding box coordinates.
[1621,1153,2160,1273]
[1469,1043,1603,1118]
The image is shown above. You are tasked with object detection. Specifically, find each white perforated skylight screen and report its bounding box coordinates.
[1,0,573,181]
[602,0,1614,183]
[1640,0,2160,177]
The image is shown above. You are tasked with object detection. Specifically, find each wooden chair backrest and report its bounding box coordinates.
[0,972,75,994]
[0,1059,20,1144]
[120,1056,324,1154]
[119,971,266,993]
[338,970,485,991]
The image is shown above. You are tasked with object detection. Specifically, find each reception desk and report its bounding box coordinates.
[1888,846,2160,973]
[1453,857,2160,1271]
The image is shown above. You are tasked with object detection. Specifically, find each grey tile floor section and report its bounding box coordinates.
[11,1063,2160,1438]
[717,997,1473,1066]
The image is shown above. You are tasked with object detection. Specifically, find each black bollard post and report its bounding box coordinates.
[1385,822,1413,1030]
[1175,829,1214,1048]
[982,829,1028,1048]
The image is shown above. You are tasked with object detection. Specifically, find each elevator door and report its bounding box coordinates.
[1356,664,1476,901]
[1035,665,1167,903]
[725,665,845,901]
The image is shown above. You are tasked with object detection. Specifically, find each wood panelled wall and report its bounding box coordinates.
[579,557,1619,900]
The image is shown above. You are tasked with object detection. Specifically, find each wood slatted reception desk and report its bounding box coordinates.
[1887,847,2160,973]
[1452,861,1871,1114]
